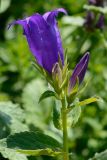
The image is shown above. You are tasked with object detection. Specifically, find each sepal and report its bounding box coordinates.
[32,60,53,86]
[67,78,79,105]
[52,63,62,93]
[67,96,101,113]
[52,58,69,95]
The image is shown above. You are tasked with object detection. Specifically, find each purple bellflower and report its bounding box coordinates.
[69,53,90,93]
[89,0,96,5]
[9,9,89,97]
[89,0,104,7]
[85,12,104,30]
[85,0,105,30]
[9,8,67,74]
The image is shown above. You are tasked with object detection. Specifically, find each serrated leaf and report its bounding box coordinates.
[6,131,62,157]
[53,103,61,130]
[89,149,107,160]
[0,139,28,160]
[1,148,28,160]
[39,90,56,103]
[78,96,100,106]
[0,102,28,138]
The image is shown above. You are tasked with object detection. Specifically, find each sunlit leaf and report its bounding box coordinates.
[0,139,28,160]
[0,0,11,13]
[62,16,85,26]
[22,79,53,129]
[78,96,101,106]
[90,149,107,160]
[84,5,107,14]
[0,101,28,139]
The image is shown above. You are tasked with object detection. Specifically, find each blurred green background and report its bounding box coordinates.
[0,0,107,160]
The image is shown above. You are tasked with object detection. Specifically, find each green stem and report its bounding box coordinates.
[61,98,69,160]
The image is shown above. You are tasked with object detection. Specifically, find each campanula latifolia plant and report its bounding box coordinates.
[7,8,99,160]
[84,0,105,31]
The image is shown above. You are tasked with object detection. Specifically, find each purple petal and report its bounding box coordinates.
[9,9,67,74]
[43,8,67,66]
[69,52,90,91]
[8,15,58,72]
[8,15,44,66]
[43,8,67,22]
[89,0,96,5]
[29,13,61,73]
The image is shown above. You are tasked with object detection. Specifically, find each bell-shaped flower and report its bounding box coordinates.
[68,52,90,93]
[8,8,67,74]
[85,0,105,31]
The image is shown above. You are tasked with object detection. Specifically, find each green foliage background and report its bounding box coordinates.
[0,0,107,160]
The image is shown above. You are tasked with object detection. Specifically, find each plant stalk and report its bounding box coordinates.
[61,98,69,160]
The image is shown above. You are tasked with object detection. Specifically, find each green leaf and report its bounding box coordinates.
[0,0,11,13]
[78,96,100,106]
[0,102,28,138]
[62,16,85,26]
[0,139,28,160]
[39,90,56,103]
[1,148,28,160]
[84,5,107,14]
[68,106,81,127]
[6,131,62,157]
[53,102,61,130]
[22,79,53,129]
[0,103,29,160]
[90,149,107,160]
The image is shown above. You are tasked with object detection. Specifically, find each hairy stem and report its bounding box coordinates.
[61,98,69,160]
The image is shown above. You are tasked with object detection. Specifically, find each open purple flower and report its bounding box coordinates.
[9,8,67,74]
[69,53,90,92]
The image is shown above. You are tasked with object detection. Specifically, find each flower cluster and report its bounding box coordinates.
[89,0,104,7]
[9,8,89,104]
[84,0,105,31]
